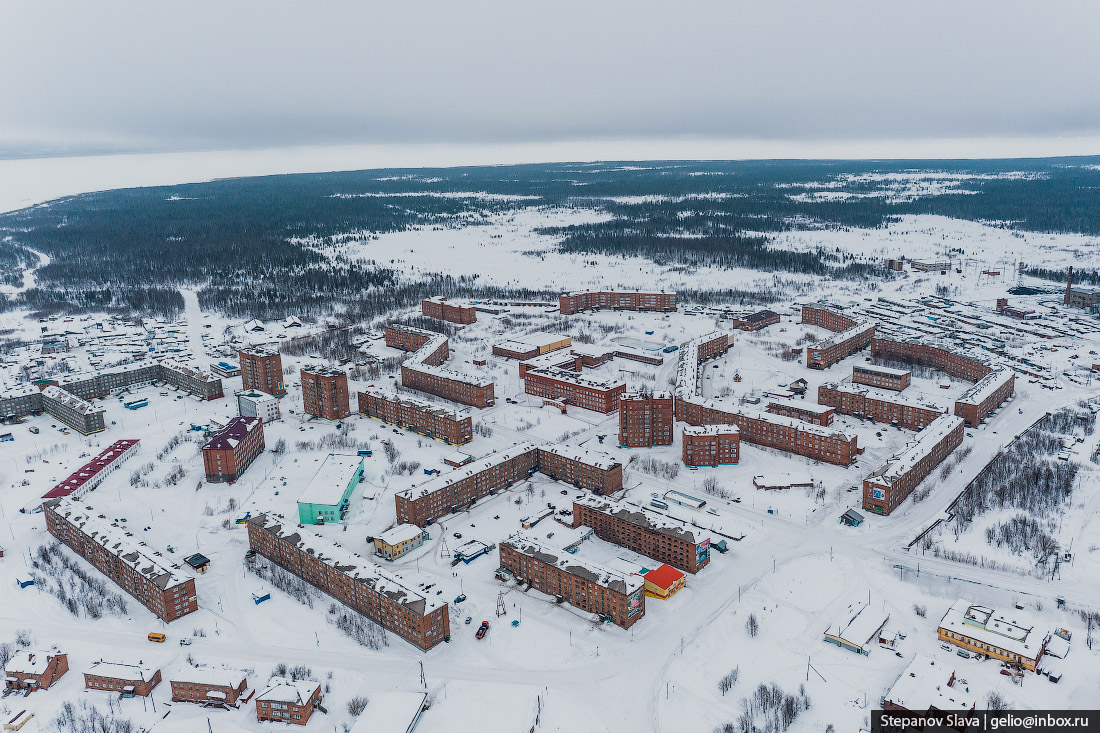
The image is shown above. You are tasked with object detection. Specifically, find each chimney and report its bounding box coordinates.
[1065,266,1074,306]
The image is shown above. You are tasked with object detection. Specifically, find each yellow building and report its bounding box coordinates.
[643,564,685,600]
[937,600,1048,671]
[374,524,428,561]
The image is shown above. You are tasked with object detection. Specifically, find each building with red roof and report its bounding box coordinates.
[643,564,685,600]
[42,439,140,500]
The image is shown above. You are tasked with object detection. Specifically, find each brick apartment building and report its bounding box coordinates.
[300,366,351,420]
[4,650,68,693]
[239,347,286,396]
[558,290,676,315]
[863,414,964,515]
[39,385,106,434]
[257,678,322,726]
[84,662,162,697]
[395,443,622,526]
[728,309,781,331]
[171,668,249,708]
[421,296,477,324]
[818,383,944,431]
[202,416,265,483]
[618,391,674,447]
[44,498,198,622]
[573,495,711,573]
[385,325,495,408]
[491,332,571,360]
[522,367,625,413]
[954,369,1015,427]
[801,305,875,369]
[499,533,645,628]
[766,399,835,426]
[358,387,472,444]
[247,514,450,650]
[42,439,140,501]
[682,424,740,467]
[852,363,911,392]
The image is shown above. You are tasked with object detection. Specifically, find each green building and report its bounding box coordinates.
[296,454,365,525]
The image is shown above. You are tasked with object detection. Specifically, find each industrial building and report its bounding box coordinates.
[1064,267,1100,309]
[238,347,287,396]
[357,387,472,445]
[862,414,964,515]
[558,290,676,315]
[818,383,944,431]
[202,416,265,483]
[572,494,711,573]
[44,498,198,622]
[852,363,911,391]
[681,424,740,467]
[247,513,450,650]
[296,453,365,524]
[499,533,646,628]
[300,366,351,420]
[801,304,875,370]
[618,391,674,447]
[42,439,140,500]
[937,600,1049,671]
[522,367,625,413]
[84,662,162,697]
[421,296,477,324]
[395,443,622,526]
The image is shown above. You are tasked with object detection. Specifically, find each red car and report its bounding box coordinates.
[475,621,490,640]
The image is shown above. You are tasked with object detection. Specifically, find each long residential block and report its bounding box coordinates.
[499,533,645,628]
[953,369,1015,427]
[44,498,198,622]
[522,367,625,414]
[802,305,875,369]
[43,439,140,500]
[247,513,450,650]
[862,414,964,515]
[386,325,495,408]
[421,296,477,324]
[572,494,711,573]
[818,383,945,431]
[558,290,676,315]
[357,387,472,445]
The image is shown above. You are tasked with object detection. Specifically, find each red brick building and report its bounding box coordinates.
[953,369,1015,427]
[818,383,944,431]
[619,391,674,447]
[239,347,286,396]
[247,514,450,650]
[85,662,162,697]
[300,366,351,420]
[171,668,248,708]
[802,305,875,369]
[682,424,740,467]
[499,533,645,628]
[358,387,472,444]
[202,416,265,483]
[421,296,477,324]
[44,498,198,622]
[729,309,781,331]
[766,399,835,426]
[395,443,622,526]
[863,414,964,515]
[386,325,495,408]
[4,650,68,693]
[852,363,911,391]
[256,678,322,726]
[573,495,711,573]
[522,367,625,413]
[558,290,676,315]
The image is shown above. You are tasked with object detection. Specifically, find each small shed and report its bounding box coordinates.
[184,553,211,573]
[840,509,865,527]
[443,451,474,468]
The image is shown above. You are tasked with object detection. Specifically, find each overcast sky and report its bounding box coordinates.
[2,1,1099,158]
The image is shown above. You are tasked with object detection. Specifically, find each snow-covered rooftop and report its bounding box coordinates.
[574,494,706,544]
[257,676,320,704]
[937,599,1047,661]
[865,414,963,487]
[85,660,159,682]
[297,453,363,507]
[502,532,644,596]
[884,655,974,713]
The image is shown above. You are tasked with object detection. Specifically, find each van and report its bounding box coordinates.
[956,648,971,659]
[147,632,166,643]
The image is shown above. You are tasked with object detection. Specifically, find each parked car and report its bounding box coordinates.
[465,617,472,625]
[940,643,952,652]
[476,621,490,640]
[179,638,192,646]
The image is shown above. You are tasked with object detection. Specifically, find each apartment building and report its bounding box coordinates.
[238,347,286,396]
[256,678,322,726]
[682,424,740,467]
[395,443,622,526]
[357,387,472,445]
[300,366,351,420]
[862,414,964,515]
[953,369,1015,427]
[44,498,197,622]
[499,533,645,628]
[869,337,992,382]
[728,309,781,331]
[801,305,875,370]
[522,367,625,413]
[247,514,450,650]
[42,439,140,500]
[4,650,68,693]
[618,391,674,447]
[558,290,676,315]
[852,363,911,391]
[386,325,495,408]
[202,416,265,483]
[40,385,105,434]
[765,399,835,426]
[572,494,711,573]
[492,332,571,360]
[84,662,161,697]
[818,383,944,431]
[421,296,477,324]
[171,668,249,707]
